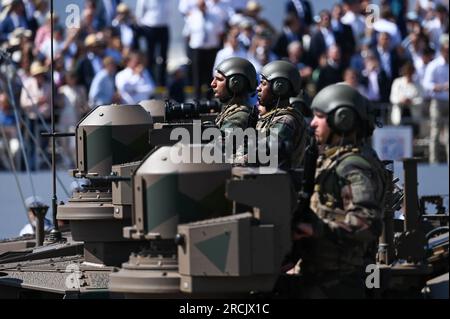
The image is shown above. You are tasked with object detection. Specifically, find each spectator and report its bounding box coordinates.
[19,196,53,236]
[390,61,424,136]
[75,34,105,92]
[115,51,155,104]
[423,34,449,163]
[360,53,391,104]
[372,7,402,49]
[112,3,137,57]
[286,0,314,29]
[243,1,276,35]
[32,0,49,27]
[20,61,50,121]
[136,0,171,86]
[213,27,247,73]
[343,67,366,96]
[286,40,312,82]
[416,45,435,84]
[20,61,51,170]
[381,0,408,38]
[341,0,366,47]
[38,24,68,64]
[372,32,401,84]
[183,0,224,99]
[309,11,333,66]
[0,0,31,43]
[89,56,118,107]
[331,3,355,67]
[34,12,57,52]
[237,18,254,51]
[273,13,304,59]
[95,0,121,30]
[57,71,88,168]
[423,4,449,51]
[315,44,344,92]
[247,29,277,73]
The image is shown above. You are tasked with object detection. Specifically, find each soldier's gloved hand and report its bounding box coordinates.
[293,223,314,240]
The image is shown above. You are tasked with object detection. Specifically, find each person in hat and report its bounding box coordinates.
[20,61,50,120]
[19,196,53,236]
[75,33,106,91]
[243,0,276,37]
[112,3,137,56]
[20,61,51,170]
[423,33,449,163]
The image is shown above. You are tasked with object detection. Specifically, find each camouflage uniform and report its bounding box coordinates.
[256,106,308,169]
[298,143,387,298]
[215,103,255,131]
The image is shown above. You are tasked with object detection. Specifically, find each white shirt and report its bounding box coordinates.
[213,45,248,75]
[115,67,156,104]
[136,0,170,27]
[183,9,224,49]
[422,55,449,101]
[390,77,423,106]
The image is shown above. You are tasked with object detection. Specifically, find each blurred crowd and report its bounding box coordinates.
[0,0,449,171]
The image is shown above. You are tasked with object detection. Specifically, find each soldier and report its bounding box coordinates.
[256,60,308,169]
[291,83,387,298]
[212,57,258,131]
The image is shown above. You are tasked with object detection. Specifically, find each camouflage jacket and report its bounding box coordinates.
[256,106,308,169]
[300,144,387,275]
[215,103,254,131]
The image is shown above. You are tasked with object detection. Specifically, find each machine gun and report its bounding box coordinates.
[164,99,221,122]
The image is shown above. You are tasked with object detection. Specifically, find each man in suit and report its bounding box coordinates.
[309,10,343,69]
[371,32,401,84]
[95,0,121,29]
[273,13,304,59]
[331,3,355,68]
[286,0,313,29]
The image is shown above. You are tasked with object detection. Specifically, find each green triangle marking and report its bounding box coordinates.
[195,233,230,273]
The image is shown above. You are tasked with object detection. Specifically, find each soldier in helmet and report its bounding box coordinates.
[256,60,308,169]
[290,83,387,298]
[211,57,258,131]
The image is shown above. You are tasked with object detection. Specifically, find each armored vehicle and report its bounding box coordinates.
[0,100,448,299]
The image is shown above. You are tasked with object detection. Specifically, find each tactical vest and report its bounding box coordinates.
[256,107,308,167]
[310,145,388,222]
[215,103,254,129]
[302,144,388,275]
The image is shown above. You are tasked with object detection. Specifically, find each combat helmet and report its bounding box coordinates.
[261,60,302,98]
[215,57,257,95]
[310,83,376,137]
